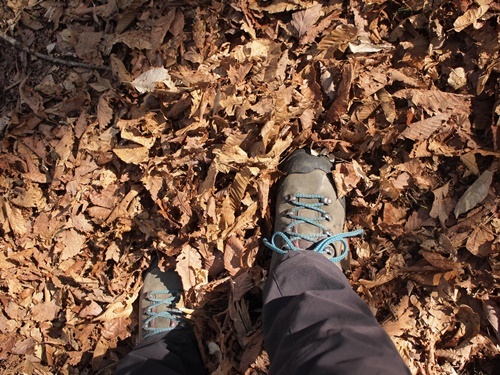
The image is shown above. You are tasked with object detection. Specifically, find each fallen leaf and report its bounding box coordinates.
[113,145,149,164]
[377,88,396,124]
[453,5,489,32]
[400,113,451,141]
[175,245,203,291]
[224,236,245,276]
[429,182,451,226]
[4,199,31,236]
[79,301,103,317]
[290,3,322,38]
[19,82,45,116]
[394,89,471,115]
[58,229,86,261]
[481,299,500,342]
[97,93,113,128]
[448,67,467,90]
[454,169,494,217]
[466,226,494,257]
[130,67,176,94]
[31,300,59,322]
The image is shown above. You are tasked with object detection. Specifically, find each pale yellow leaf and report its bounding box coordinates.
[131,67,176,94]
[453,5,489,32]
[113,145,149,164]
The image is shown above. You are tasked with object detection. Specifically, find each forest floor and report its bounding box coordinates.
[0,0,499,374]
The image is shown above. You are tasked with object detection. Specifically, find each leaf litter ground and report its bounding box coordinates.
[0,0,499,374]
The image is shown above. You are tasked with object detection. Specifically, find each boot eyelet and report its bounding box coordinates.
[324,214,332,221]
[325,230,333,236]
[285,194,296,202]
[323,197,332,205]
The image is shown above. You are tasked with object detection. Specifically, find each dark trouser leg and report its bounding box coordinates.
[263,251,410,375]
[115,328,204,375]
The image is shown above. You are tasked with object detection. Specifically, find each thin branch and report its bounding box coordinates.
[0,30,111,72]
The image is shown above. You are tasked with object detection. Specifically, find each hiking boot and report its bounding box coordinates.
[264,149,363,271]
[138,260,185,342]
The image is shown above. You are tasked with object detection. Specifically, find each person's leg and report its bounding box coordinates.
[263,250,410,375]
[262,149,409,374]
[116,328,204,375]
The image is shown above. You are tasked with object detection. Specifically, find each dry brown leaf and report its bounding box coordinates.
[131,67,176,94]
[376,88,396,124]
[429,182,451,226]
[465,226,494,257]
[382,296,415,337]
[317,24,357,52]
[351,101,379,123]
[58,229,86,261]
[250,0,312,14]
[325,62,353,123]
[453,5,489,32]
[110,54,132,83]
[55,126,75,163]
[119,127,155,149]
[175,245,203,291]
[19,82,45,116]
[113,145,149,164]
[102,317,129,340]
[460,153,480,176]
[97,93,113,129]
[75,31,104,65]
[409,270,458,286]
[224,236,245,276]
[71,214,94,233]
[383,202,406,225]
[79,301,103,317]
[229,167,257,211]
[393,89,471,115]
[481,299,500,342]
[9,184,45,209]
[300,9,340,45]
[4,199,31,236]
[151,11,176,50]
[420,251,460,271]
[31,300,59,323]
[400,113,451,141]
[454,169,494,218]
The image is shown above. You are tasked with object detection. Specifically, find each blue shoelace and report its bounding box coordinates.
[143,290,183,338]
[263,193,363,262]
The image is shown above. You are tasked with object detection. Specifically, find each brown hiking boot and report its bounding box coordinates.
[264,149,363,271]
[138,260,185,342]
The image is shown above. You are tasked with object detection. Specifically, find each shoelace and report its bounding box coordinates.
[263,193,364,263]
[143,290,183,338]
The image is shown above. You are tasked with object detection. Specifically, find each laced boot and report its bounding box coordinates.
[138,260,185,342]
[264,149,363,271]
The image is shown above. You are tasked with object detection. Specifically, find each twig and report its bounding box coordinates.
[0,30,111,72]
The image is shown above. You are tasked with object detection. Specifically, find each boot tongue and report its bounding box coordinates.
[296,240,340,258]
[295,239,315,250]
